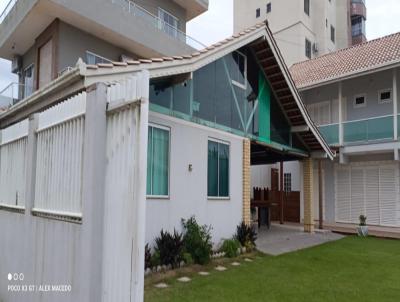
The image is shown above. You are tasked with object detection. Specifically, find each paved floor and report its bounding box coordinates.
[256,223,345,256]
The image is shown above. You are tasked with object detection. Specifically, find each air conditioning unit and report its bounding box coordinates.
[312,43,319,53]
[11,55,22,74]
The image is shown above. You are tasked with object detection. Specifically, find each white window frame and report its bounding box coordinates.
[353,94,367,108]
[284,173,292,192]
[158,7,179,37]
[207,137,231,200]
[231,51,247,90]
[146,123,171,199]
[378,88,392,104]
[307,100,331,126]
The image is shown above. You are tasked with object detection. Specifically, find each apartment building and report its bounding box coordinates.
[234,0,367,67]
[0,0,208,107]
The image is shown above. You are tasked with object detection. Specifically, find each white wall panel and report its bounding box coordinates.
[335,166,351,223]
[34,93,86,215]
[0,119,29,207]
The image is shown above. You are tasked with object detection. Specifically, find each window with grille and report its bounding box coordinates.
[284,173,292,192]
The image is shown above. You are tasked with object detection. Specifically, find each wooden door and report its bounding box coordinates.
[271,168,279,190]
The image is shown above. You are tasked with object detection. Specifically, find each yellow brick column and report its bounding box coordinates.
[242,139,251,225]
[303,158,314,233]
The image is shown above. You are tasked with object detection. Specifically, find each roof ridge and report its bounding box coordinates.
[291,30,400,68]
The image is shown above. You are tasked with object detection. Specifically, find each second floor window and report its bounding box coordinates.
[353,94,366,108]
[158,8,179,38]
[256,8,261,18]
[304,0,310,16]
[24,64,34,98]
[305,39,312,59]
[267,3,272,13]
[331,26,335,43]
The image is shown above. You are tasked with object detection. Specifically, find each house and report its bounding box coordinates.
[283,32,400,229]
[234,0,367,67]
[0,16,334,300]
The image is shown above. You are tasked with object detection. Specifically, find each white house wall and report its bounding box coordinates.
[145,112,244,246]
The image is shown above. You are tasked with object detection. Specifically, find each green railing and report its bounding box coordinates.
[318,123,339,145]
[343,115,393,143]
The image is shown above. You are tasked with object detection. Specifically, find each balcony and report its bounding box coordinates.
[343,115,394,144]
[351,0,367,19]
[0,82,29,108]
[318,123,339,146]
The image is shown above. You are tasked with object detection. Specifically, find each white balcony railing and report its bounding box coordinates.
[112,0,206,50]
[0,0,17,23]
[0,82,31,108]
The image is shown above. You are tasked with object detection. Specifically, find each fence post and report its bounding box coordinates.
[25,114,39,211]
[80,82,108,301]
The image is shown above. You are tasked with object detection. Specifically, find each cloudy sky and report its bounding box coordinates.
[1,0,400,90]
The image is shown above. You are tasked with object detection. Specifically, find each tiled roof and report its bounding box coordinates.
[83,23,266,72]
[290,32,400,89]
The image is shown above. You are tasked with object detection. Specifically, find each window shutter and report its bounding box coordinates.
[335,166,351,222]
[379,165,398,226]
[365,167,380,225]
[350,168,364,223]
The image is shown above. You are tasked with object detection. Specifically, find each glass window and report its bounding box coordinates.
[158,8,179,38]
[304,0,310,15]
[208,140,229,198]
[24,64,34,98]
[379,89,392,104]
[353,94,366,108]
[305,39,312,59]
[284,173,292,192]
[256,8,260,18]
[266,3,272,13]
[147,125,170,197]
[330,26,335,43]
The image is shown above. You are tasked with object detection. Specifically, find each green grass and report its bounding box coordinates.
[145,236,400,302]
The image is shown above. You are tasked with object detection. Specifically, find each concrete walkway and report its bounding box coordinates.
[256,223,345,256]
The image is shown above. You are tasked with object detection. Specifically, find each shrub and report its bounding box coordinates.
[235,221,257,251]
[154,229,184,268]
[151,250,160,268]
[145,244,152,269]
[359,215,367,226]
[221,239,241,258]
[183,252,194,265]
[182,216,213,265]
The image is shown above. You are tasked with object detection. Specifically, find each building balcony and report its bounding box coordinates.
[0,0,206,61]
[0,82,29,109]
[351,1,367,19]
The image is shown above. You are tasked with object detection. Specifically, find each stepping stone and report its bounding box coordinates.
[215,265,227,271]
[154,283,168,288]
[198,271,210,276]
[177,276,191,283]
[244,258,253,262]
[231,262,240,266]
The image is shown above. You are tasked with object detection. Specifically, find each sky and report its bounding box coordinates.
[1,0,400,90]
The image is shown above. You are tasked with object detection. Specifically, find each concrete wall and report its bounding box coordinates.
[145,112,244,246]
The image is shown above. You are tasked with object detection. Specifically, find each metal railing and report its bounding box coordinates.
[0,0,17,23]
[0,82,30,108]
[112,0,206,50]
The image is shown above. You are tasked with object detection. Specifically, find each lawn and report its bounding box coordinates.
[145,236,400,302]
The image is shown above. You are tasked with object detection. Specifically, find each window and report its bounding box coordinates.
[24,64,34,98]
[379,89,392,104]
[158,8,179,38]
[147,125,170,197]
[331,25,335,43]
[305,39,312,59]
[86,51,112,65]
[304,0,310,15]
[256,8,260,18]
[231,51,247,89]
[353,94,366,108]
[284,173,292,192]
[266,3,271,13]
[208,140,229,198]
[307,101,331,126]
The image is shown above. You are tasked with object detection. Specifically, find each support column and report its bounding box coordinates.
[303,158,314,233]
[280,161,284,224]
[242,139,251,225]
[318,159,323,230]
[393,69,398,140]
[338,81,344,146]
